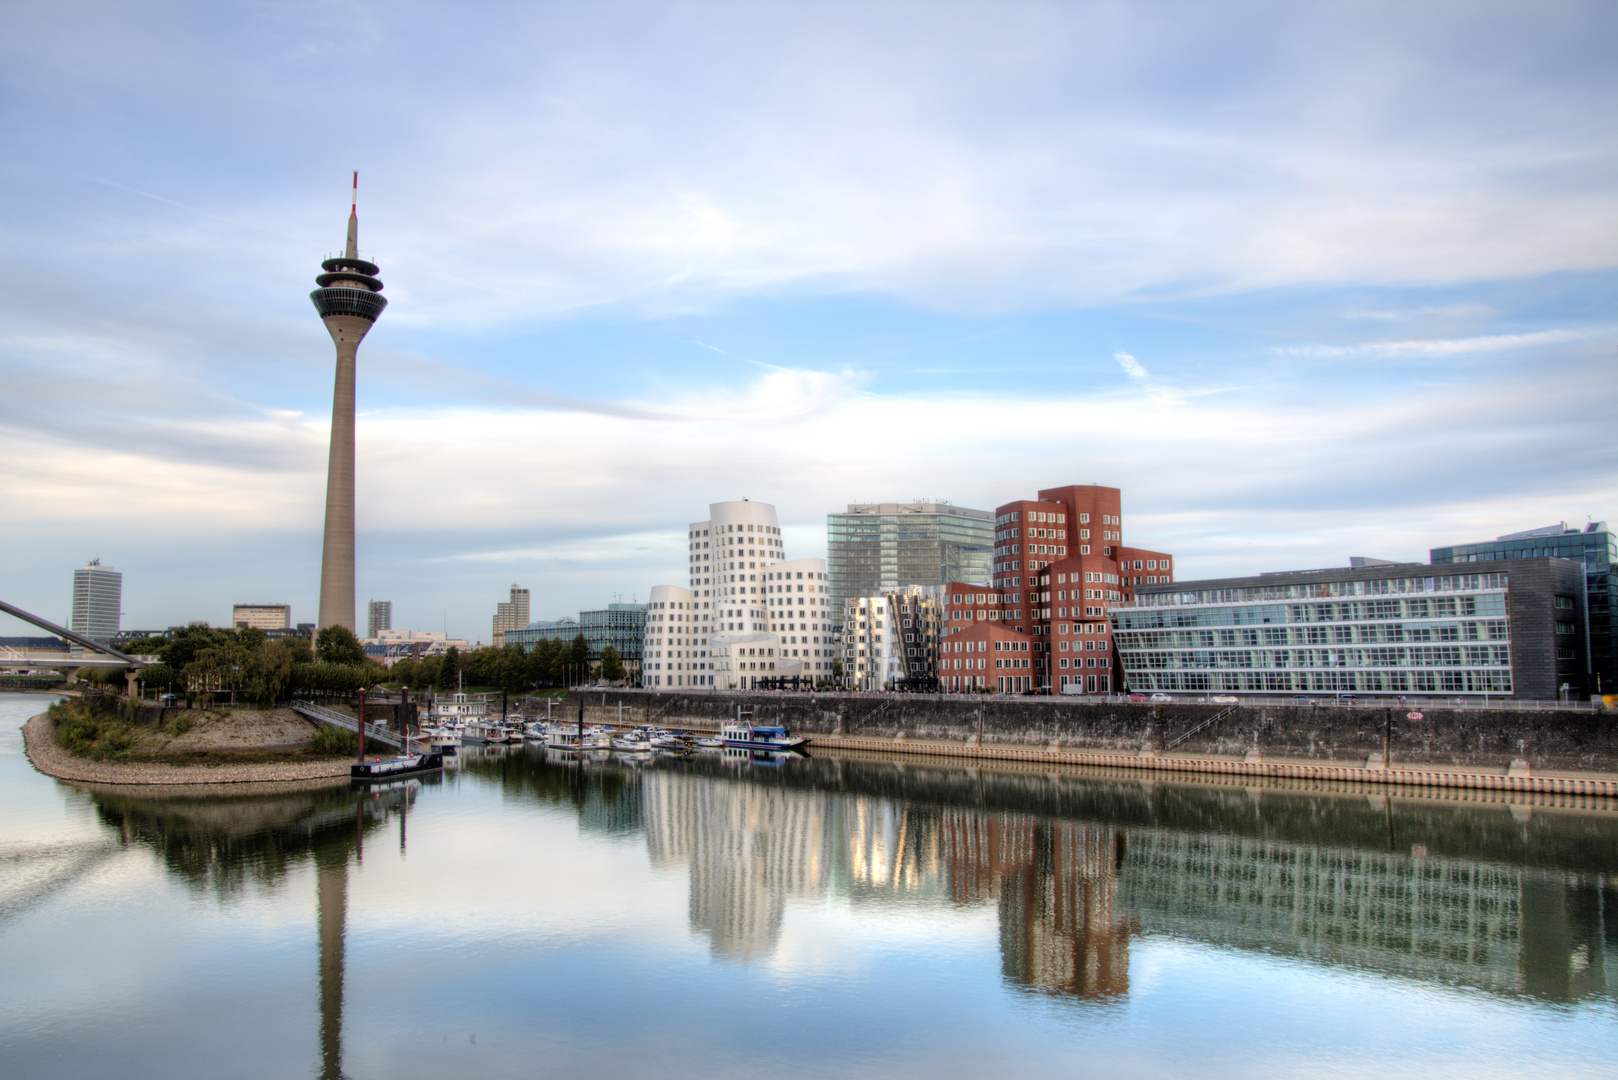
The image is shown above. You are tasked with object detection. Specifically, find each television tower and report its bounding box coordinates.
[311,173,387,632]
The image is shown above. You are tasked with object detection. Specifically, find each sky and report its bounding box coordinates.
[0,0,1614,641]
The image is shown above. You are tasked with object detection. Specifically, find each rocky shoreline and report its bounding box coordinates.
[21,713,352,787]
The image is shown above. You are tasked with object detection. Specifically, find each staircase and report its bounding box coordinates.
[291,700,405,750]
[1163,704,1241,752]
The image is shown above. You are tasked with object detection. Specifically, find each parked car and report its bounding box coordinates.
[1210,694,1239,704]
[1289,695,1314,705]
[1127,693,1149,702]
[1149,693,1174,703]
[1335,693,1357,704]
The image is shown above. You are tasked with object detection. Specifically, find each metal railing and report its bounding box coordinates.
[291,700,404,750]
[1163,705,1241,752]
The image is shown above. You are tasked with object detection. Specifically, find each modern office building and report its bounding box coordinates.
[645,499,836,688]
[361,629,467,664]
[367,599,392,640]
[1431,521,1613,696]
[506,605,648,665]
[827,501,994,613]
[311,173,388,633]
[1112,558,1587,701]
[70,560,121,651]
[491,585,531,647]
[840,585,946,690]
[941,485,1175,695]
[232,603,291,631]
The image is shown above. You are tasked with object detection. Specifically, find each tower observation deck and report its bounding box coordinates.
[311,173,386,633]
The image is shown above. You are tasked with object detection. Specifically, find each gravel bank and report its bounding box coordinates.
[22,713,351,787]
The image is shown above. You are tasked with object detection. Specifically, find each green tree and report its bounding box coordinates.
[315,625,368,666]
[276,636,314,665]
[598,646,626,683]
[438,645,461,689]
[568,634,590,682]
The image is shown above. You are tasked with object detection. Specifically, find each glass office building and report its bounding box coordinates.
[1431,522,1614,697]
[506,603,647,662]
[827,502,993,613]
[1113,559,1587,700]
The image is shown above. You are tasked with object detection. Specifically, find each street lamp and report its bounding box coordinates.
[355,684,367,765]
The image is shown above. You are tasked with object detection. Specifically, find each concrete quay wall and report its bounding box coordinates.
[560,689,1618,779]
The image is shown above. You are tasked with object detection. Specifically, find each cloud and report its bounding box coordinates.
[1274,328,1600,359]
[1113,351,1148,379]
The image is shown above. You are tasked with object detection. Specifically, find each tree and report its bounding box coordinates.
[276,636,314,665]
[598,646,626,683]
[569,634,590,681]
[438,645,461,689]
[315,625,368,666]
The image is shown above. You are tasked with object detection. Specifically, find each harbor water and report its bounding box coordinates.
[2,693,1615,1078]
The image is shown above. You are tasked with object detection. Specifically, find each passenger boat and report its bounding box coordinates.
[611,730,654,752]
[352,751,445,780]
[720,723,807,751]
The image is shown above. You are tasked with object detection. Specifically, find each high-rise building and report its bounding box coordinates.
[233,604,291,631]
[839,585,945,690]
[70,560,121,651]
[827,501,994,613]
[311,173,388,633]
[492,585,530,647]
[367,599,392,640]
[1431,522,1614,697]
[940,484,1174,694]
[645,499,835,689]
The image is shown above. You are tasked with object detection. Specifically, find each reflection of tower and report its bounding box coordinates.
[311,173,388,632]
[316,852,347,1080]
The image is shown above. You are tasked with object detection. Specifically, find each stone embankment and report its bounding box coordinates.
[562,689,1618,796]
[21,713,351,787]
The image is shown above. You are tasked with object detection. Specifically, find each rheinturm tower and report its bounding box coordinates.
[310,173,387,632]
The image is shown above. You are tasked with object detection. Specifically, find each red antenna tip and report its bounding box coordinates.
[351,171,358,214]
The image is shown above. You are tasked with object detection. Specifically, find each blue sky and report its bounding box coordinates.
[1,1,1613,640]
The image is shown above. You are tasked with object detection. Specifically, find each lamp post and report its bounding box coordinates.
[355,685,367,765]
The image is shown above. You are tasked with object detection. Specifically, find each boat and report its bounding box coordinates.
[720,723,808,751]
[695,735,725,750]
[352,751,445,781]
[611,730,654,752]
[461,721,511,745]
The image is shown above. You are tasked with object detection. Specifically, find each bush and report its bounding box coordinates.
[167,714,194,737]
[50,699,141,760]
[309,725,392,757]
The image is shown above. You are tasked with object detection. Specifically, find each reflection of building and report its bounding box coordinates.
[938,810,1130,999]
[1117,828,1610,1001]
[233,603,291,631]
[826,501,995,613]
[642,772,828,959]
[70,559,121,650]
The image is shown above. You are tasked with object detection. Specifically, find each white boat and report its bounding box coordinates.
[720,723,807,751]
[461,721,512,745]
[611,730,654,752]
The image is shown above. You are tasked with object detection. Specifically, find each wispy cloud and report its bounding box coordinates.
[1114,351,1148,379]
[1275,328,1599,359]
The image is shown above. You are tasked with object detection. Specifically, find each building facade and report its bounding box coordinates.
[505,605,647,664]
[70,560,121,649]
[840,585,946,690]
[644,500,836,689]
[1112,559,1587,701]
[940,485,1175,695]
[827,501,994,613]
[492,585,530,647]
[1431,521,1613,697]
[367,600,392,640]
[233,604,291,631]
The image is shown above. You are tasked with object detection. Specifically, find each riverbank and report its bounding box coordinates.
[21,712,352,787]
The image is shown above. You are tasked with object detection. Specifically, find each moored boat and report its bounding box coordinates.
[352,751,445,780]
[720,723,807,751]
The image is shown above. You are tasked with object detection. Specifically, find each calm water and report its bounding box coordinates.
[2,693,1615,1079]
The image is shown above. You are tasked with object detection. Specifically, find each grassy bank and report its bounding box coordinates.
[47,698,390,765]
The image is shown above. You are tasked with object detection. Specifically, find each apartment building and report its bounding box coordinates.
[941,485,1175,695]
[491,585,530,647]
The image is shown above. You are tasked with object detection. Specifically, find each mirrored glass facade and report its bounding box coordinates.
[827,502,993,613]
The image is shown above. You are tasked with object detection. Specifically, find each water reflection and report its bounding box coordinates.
[77,749,1617,1025]
[458,747,1618,1005]
[88,779,422,1080]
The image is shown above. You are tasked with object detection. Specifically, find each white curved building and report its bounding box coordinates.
[643,500,837,689]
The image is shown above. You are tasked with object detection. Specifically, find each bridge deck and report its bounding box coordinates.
[291,701,405,750]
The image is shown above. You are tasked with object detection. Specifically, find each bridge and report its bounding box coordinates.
[0,600,149,680]
[291,700,407,751]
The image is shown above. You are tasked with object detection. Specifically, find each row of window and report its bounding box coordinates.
[1116,621,1506,648]
[1127,670,1513,693]
[1133,573,1509,608]
[1121,645,1512,668]
[1115,594,1507,629]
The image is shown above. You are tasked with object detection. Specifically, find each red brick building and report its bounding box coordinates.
[942,484,1174,695]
